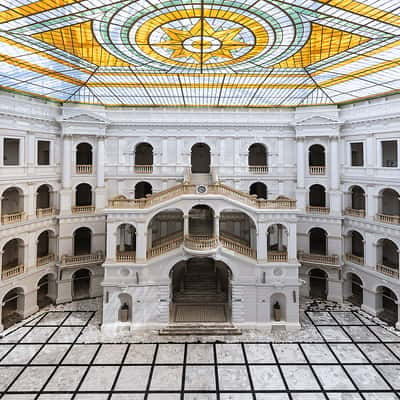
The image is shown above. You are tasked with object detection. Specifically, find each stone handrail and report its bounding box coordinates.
[306,206,330,215]
[184,235,219,250]
[76,164,93,174]
[108,183,296,210]
[298,251,339,265]
[1,211,25,225]
[37,254,55,266]
[2,264,24,280]
[377,264,399,279]
[248,165,268,174]
[134,165,153,174]
[345,253,364,265]
[375,213,400,225]
[36,208,56,218]
[309,166,326,175]
[147,234,183,259]
[116,251,136,262]
[267,251,288,262]
[344,208,366,218]
[61,251,104,266]
[71,205,95,214]
[151,231,184,247]
[220,234,256,259]
[220,231,249,247]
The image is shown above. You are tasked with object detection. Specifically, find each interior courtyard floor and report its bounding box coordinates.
[0,299,399,399]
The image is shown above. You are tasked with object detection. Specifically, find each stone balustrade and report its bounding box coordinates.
[306,206,330,215]
[2,264,24,280]
[298,251,339,266]
[61,251,104,266]
[376,264,399,279]
[71,205,95,214]
[76,164,93,174]
[116,251,136,262]
[309,166,326,175]
[344,208,366,218]
[184,235,219,250]
[248,165,268,174]
[375,213,400,225]
[37,254,55,267]
[134,165,153,174]
[147,234,184,259]
[36,208,56,218]
[267,251,288,262]
[1,211,26,225]
[345,253,364,265]
[219,234,256,259]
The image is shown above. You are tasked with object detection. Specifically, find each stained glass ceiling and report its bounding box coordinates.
[0,0,400,107]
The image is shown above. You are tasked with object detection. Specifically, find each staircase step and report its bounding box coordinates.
[159,325,242,336]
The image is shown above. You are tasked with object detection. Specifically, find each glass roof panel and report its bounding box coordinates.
[0,0,399,106]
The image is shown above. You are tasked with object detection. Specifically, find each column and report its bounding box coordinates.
[27,132,35,174]
[366,185,376,219]
[366,135,376,176]
[23,289,39,318]
[364,232,376,269]
[257,224,267,262]
[327,270,343,302]
[183,214,189,237]
[296,138,305,188]
[106,222,118,261]
[62,135,72,189]
[213,215,220,238]
[361,288,379,316]
[96,136,105,187]
[135,222,147,262]
[25,183,35,219]
[288,223,297,262]
[329,136,339,190]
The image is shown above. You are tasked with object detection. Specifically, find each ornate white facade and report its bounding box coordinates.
[0,92,399,334]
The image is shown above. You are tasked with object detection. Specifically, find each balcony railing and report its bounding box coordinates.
[306,206,330,215]
[375,213,400,225]
[376,264,399,279]
[345,253,364,265]
[116,251,136,262]
[184,235,219,250]
[298,251,339,266]
[134,165,153,174]
[36,208,56,218]
[309,166,326,175]
[108,183,296,210]
[76,164,93,174]
[248,165,268,174]
[344,208,365,218]
[1,211,25,225]
[71,205,95,214]
[37,254,55,267]
[61,251,104,266]
[147,234,183,259]
[267,251,288,262]
[220,234,256,259]
[2,264,24,280]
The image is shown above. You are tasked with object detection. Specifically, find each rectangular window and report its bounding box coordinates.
[3,138,20,165]
[37,140,50,165]
[381,140,398,167]
[350,142,364,166]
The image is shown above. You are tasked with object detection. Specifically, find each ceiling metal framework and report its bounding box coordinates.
[0,0,399,107]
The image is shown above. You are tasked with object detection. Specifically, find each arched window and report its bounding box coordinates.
[1,187,23,220]
[248,143,267,173]
[380,189,400,217]
[309,184,326,207]
[309,228,327,255]
[377,239,399,272]
[309,144,325,166]
[135,181,152,199]
[36,184,51,210]
[117,224,136,261]
[189,205,214,236]
[72,269,91,299]
[249,182,267,199]
[135,143,153,173]
[351,231,364,259]
[75,183,92,206]
[191,143,210,173]
[2,238,24,272]
[74,227,92,255]
[76,143,93,165]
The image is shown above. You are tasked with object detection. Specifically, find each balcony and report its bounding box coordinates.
[298,251,340,266]
[71,206,95,215]
[36,208,56,218]
[116,251,136,262]
[267,251,288,262]
[184,235,219,251]
[76,165,93,174]
[309,166,326,175]
[248,165,268,174]
[376,264,399,279]
[37,254,55,267]
[2,264,24,280]
[344,208,365,218]
[306,206,330,215]
[134,165,153,174]
[1,211,26,225]
[345,253,364,265]
[60,251,104,267]
[375,213,400,225]
[109,183,296,210]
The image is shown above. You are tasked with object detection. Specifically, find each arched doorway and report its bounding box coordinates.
[309,228,327,255]
[36,184,51,210]
[309,184,326,207]
[248,143,267,168]
[76,143,93,166]
[345,273,363,306]
[191,143,210,173]
[189,205,214,237]
[75,183,92,206]
[73,227,92,256]
[134,143,153,166]
[2,288,24,329]
[170,258,231,323]
[309,144,325,167]
[250,182,267,199]
[37,274,56,309]
[72,269,91,299]
[377,286,398,326]
[135,181,152,199]
[309,269,327,299]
